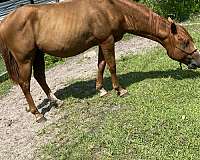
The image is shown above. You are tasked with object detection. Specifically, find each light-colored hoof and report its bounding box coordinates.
[25,106,31,112]
[57,100,64,107]
[99,88,108,97]
[118,89,128,97]
[35,114,47,123]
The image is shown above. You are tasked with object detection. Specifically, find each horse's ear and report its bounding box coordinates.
[168,17,177,34]
[171,23,177,34]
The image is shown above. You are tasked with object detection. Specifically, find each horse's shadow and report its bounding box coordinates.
[54,69,200,100]
[38,69,200,115]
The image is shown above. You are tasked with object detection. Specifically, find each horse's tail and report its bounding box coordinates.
[0,28,20,84]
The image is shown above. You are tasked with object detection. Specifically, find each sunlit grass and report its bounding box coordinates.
[0,56,6,73]
[0,80,12,97]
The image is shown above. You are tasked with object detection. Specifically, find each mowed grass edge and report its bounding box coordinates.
[37,43,200,159]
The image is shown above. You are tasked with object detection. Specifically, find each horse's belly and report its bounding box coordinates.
[44,46,90,58]
[38,35,97,58]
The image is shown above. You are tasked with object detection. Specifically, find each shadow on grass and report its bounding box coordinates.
[54,69,200,100]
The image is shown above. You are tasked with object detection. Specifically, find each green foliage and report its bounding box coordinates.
[138,0,200,21]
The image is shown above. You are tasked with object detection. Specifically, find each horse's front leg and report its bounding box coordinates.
[18,61,46,123]
[100,35,128,96]
[96,46,108,97]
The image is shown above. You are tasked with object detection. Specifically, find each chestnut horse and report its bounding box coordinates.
[0,0,200,122]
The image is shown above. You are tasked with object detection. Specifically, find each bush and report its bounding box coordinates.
[138,0,200,21]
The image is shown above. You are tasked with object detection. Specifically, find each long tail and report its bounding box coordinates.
[0,28,20,83]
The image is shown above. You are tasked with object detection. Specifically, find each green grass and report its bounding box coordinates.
[44,55,64,69]
[122,33,134,41]
[0,56,12,97]
[0,56,6,73]
[37,45,200,159]
[0,80,12,97]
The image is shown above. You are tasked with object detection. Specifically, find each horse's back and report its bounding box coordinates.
[1,0,124,57]
[34,1,96,55]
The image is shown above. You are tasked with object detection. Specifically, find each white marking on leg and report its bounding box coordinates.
[99,88,108,97]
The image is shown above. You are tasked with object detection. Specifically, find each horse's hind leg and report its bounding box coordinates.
[33,52,63,107]
[100,35,128,96]
[96,46,108,97]
[18,60,46,122]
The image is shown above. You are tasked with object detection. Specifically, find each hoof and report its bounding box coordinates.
[25,106,31,112]
[99,88,108,97]
[50,99,64,108]
[118,89,128,97]
[57,100,64,107]
[35,114,47,123]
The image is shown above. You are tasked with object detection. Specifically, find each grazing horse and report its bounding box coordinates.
[0,0,200,122]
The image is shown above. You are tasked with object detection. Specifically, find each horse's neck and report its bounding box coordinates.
[115,0,170,45]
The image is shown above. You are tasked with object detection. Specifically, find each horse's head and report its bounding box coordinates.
[165,18,200,69]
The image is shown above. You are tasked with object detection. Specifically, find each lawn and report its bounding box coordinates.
[37,44,200,159]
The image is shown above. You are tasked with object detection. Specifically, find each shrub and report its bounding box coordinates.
[138,0,200,21]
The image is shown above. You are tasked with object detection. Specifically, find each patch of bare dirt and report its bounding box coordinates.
[0,37,158,160]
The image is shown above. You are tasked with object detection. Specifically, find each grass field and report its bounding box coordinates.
[37,41,200,159]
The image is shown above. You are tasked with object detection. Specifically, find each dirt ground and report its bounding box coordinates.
[0,37,158,160]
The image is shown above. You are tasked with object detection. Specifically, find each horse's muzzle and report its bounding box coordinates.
[188,63,198,69]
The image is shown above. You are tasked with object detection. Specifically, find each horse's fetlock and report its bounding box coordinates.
[113,86,119,91]
[96,84,103,90]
